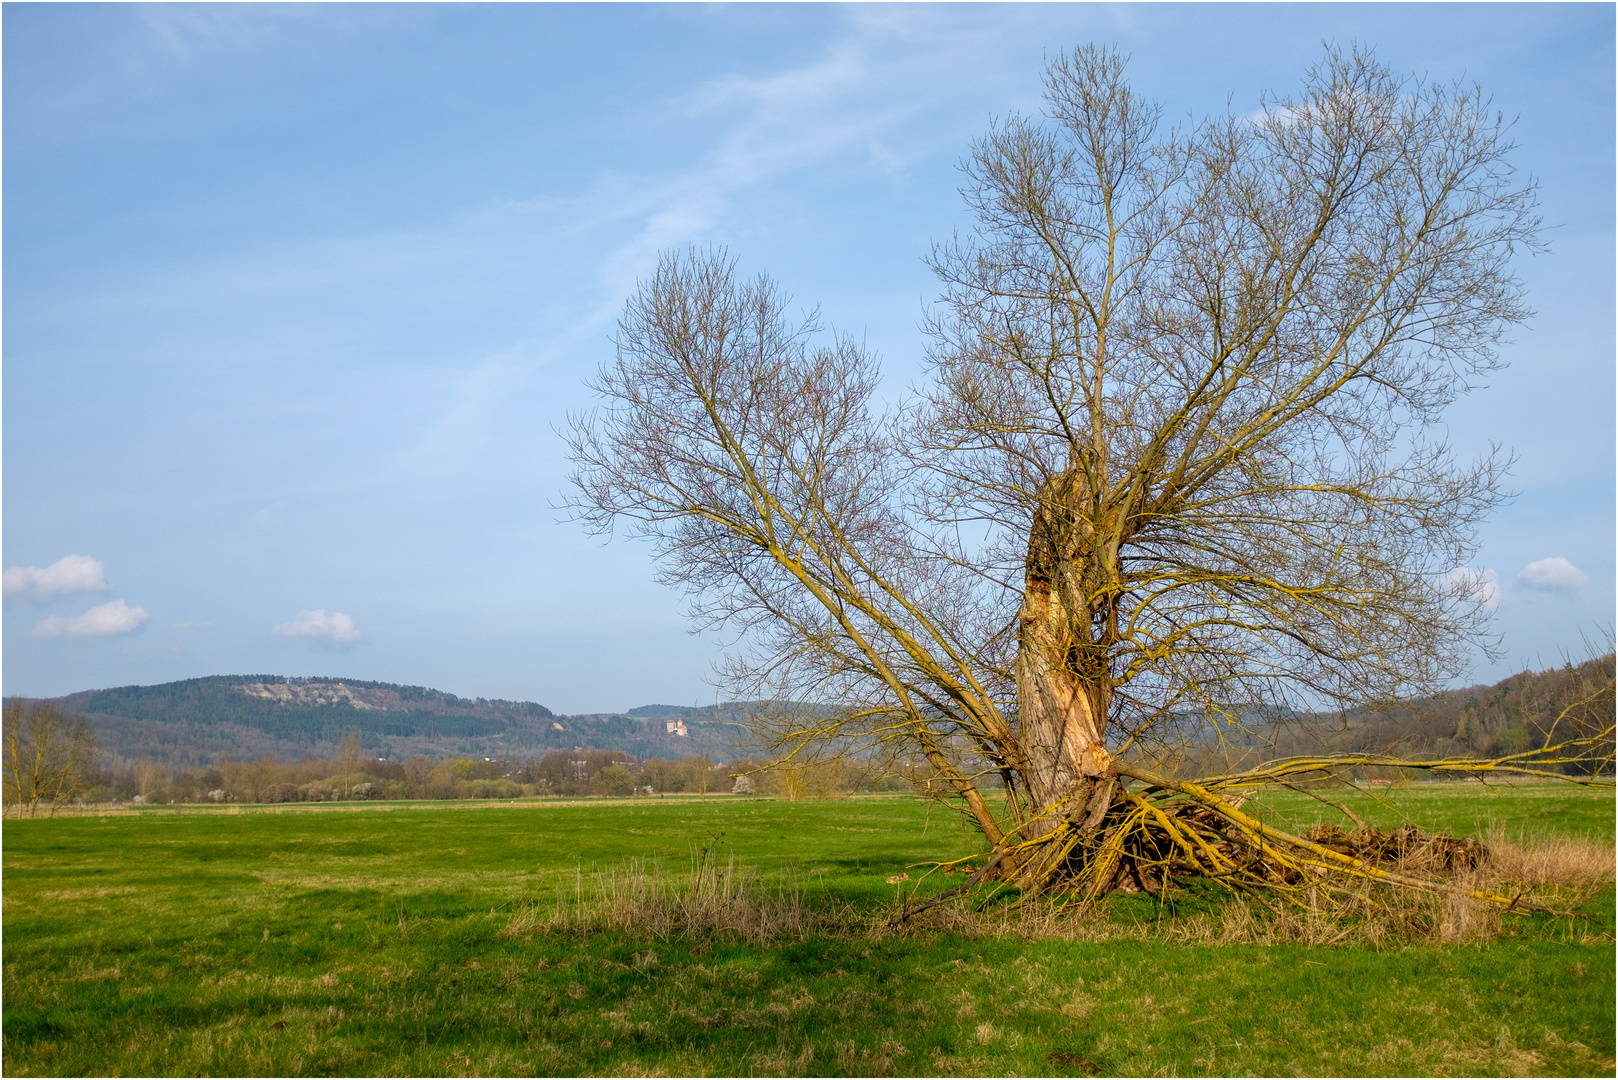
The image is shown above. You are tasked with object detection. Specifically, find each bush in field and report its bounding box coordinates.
[467,778,521,799]
[450,758,502,781]
[136,759,173,805]
[753,756,890,800]
[639,757,682,794]
[258,782,298,803]
[594,764,637,797]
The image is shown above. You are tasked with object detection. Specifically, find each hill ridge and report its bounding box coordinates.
[34,674,759,768]
[21,657,1612,772]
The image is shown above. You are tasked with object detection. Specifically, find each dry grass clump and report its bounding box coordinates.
[505,856,840,943]
[1441,826,1618,941]
[504,826,1613,947]
[1479,827,1616,891]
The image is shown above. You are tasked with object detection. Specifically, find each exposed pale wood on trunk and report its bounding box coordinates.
[1014,466,1113,847]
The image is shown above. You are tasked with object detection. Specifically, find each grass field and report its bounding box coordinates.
[4,784,1613,1076]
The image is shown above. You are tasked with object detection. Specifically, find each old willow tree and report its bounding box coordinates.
[567,47,1567,898]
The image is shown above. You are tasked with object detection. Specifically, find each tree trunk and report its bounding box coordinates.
[1014,465,1113,873]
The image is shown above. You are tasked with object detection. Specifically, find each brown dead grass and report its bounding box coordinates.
[505,857,835,943]
[1481,827,1616,890]
[502,828,1614,948]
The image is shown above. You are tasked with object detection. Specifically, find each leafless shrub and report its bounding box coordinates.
[3,699,97,818]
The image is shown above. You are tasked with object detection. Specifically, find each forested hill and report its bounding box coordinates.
[1323,653,1615,760]
[40,657,1615,771]
[1179,654,1615,773]
[47,675,756,768]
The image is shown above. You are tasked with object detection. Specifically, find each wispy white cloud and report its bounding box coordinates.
[1515,557,1588,595]
[389,354,525,479]
[15,13,1020,511]
[260,18,1005,486]
[3,555,113,603]
[592,19,983,309]
[137,5,404,62]
[28,599,149,638]
[273,608,364,645]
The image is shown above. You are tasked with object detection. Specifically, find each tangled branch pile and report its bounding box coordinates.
[901,733,1613,927]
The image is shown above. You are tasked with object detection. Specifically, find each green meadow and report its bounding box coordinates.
[4,785,1614,1077]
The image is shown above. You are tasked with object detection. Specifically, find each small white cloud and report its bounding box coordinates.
[3,555,112,602]
[28,599,149,638]
[1515,557,1588,595]
[273,608,363,645]
[1245,103,1305,128]
[1444,566,1500,614]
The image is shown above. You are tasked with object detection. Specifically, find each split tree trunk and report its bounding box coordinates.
[1012,465,1115,882]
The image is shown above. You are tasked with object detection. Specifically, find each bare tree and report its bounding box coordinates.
[335,732,362,800]
[567,47,1603,899]
[3,700,98,818]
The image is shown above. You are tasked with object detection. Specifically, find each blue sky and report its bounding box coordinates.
[4,3,1613,713]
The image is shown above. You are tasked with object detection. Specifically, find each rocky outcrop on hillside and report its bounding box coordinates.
[38,675,753,768]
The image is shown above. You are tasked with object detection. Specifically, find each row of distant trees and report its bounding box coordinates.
[2,701,912,813]
[72,748,725,805]
[93,748,909,805]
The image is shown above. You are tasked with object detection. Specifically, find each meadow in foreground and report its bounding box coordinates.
[3,786,1613,1077]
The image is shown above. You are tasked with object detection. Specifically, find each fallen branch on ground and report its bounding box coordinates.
[890,734,1613,928]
